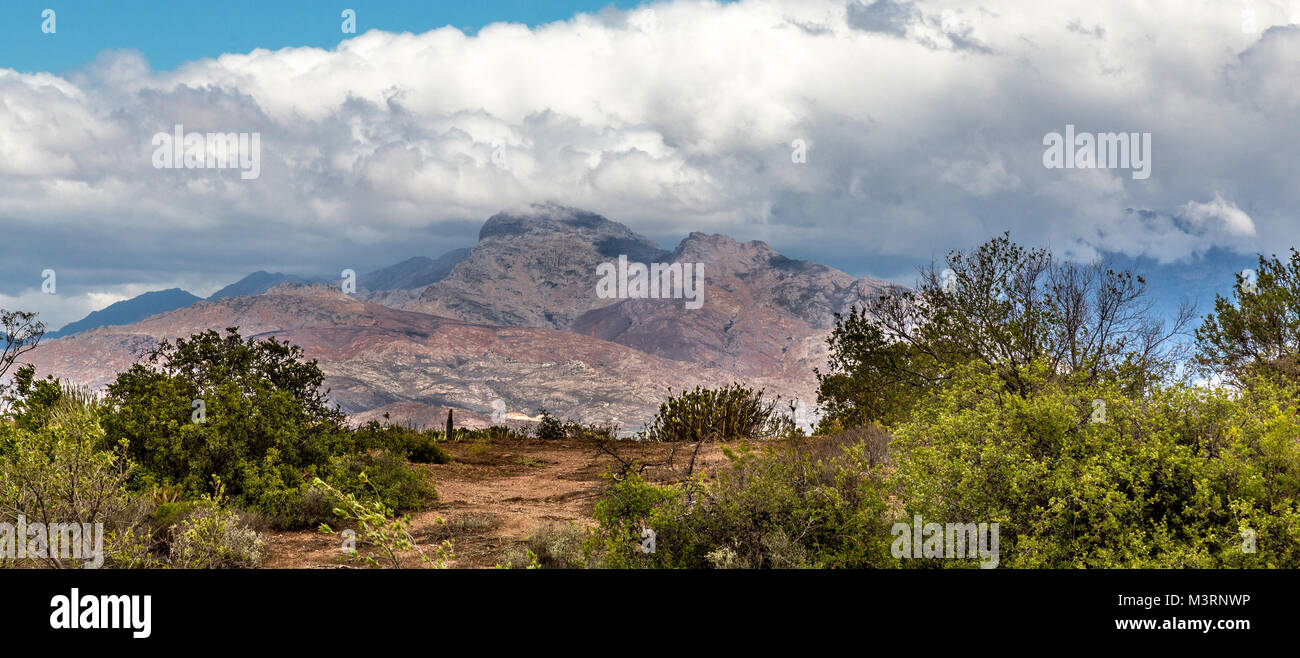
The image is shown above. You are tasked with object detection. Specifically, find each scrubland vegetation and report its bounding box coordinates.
[3,235,1299,568]
[584,236,1300,568]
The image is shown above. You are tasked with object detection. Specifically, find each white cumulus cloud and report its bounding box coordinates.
[1,0,1299,318]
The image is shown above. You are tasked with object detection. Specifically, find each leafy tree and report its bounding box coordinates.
[1195,250,1300,385]
[1,364,66,429]
[817,234,1191,428]
[815,308,924,429]
[0,308,45,400]
[103,327,348,512]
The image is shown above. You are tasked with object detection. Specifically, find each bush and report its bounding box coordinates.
[0,394,154,569]
[562,419,619,441]
[527,410,617,441]
[891,361,1300,568]
[327,450,437,516]
[315,476,451,569]
[585,472,685,569]
[167,484,266,569]
[501,522,588,569]
[459,425,526,441]
[259,448,437,530]
[82,329,445,530]
[586,432,896,568]
[644,383,782,442]
[103,328,349,516]
[353,421,451,464]
[535,409,565,440]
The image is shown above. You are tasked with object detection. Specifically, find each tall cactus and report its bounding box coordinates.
[446,408,454,440]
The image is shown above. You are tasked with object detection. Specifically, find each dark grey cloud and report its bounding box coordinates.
[847,0,918,36]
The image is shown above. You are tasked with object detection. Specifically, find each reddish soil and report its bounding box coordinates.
[262,438,732,569]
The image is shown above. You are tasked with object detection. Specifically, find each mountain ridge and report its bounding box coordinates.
[47,288,203,339]
[23,205,895,430]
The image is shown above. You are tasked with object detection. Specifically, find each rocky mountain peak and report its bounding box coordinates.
[478,203,666,260]
[413,204,669,328]
[673,232,782,272]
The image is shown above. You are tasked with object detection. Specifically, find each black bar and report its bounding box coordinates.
[1,569,1287,648]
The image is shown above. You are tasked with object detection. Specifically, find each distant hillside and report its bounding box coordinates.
[207,271,317,300]
[360,248,469,291]
[46,288,202,339]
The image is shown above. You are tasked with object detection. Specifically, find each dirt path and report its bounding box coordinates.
[263,438,729,569]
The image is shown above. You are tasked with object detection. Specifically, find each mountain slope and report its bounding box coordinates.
[407,203,670,328]
[46,288,202,339]
[208,271,316,300]
[360,248,469,291]
[22,284,747,430]
[569,232,901,380]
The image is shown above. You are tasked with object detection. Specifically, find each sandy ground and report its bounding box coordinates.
[262,438,732,569]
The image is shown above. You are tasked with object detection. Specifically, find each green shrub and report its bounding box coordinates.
[167,484,266,569]
[353,421,451,464]
[149,501,198,550]
[459,425,524,441]
[891,361,1300,568]
[644,383,782,442]
[102,328,348,516]
[586,429,897,569]
[529,410,617,441]
[562,420,619,441]
[0,396,154,569]
[585,472,684,569]
[328,450,437,515]
[315,476,451,569]
[535,409,565,440]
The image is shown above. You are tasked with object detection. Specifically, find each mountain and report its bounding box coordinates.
[407,203,671,328]
[44,270,319,340]
[207,271,317,300]
[22,205,896,430]
[41,253,469,342]
[401,203,898,381]
[360,249,469,291]
[46,288,202,339]
[21,284,739,430]
[570,232,901,379]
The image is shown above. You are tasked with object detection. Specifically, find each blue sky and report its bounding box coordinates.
[0,0,654,73]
